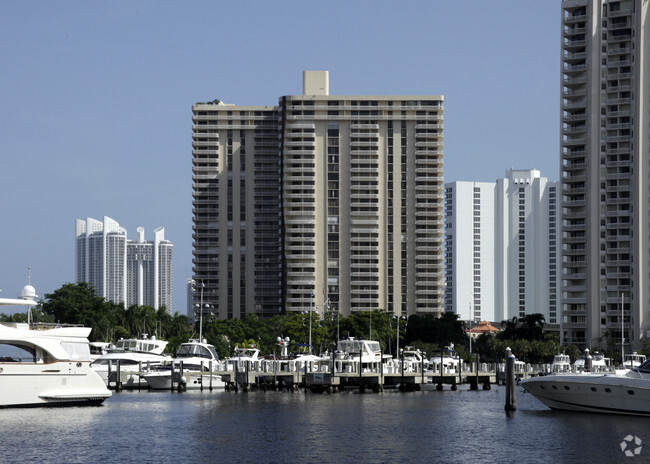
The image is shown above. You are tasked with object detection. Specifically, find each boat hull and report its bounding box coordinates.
[521,373,650,416]
[144,371,224,390]
[0,362,111,408]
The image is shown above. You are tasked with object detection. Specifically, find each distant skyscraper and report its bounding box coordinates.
[445,169,559,323]
[560,0,650,349]
[75,217,173,312]
[75,216,127,305]
[192,71,444,320]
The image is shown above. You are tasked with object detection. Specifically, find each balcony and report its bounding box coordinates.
[563,26,586,36]
[564,39,586,49]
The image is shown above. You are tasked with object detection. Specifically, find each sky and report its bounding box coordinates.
[0,1,561,315]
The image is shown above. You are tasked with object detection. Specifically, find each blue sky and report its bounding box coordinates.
[0,1,560,315]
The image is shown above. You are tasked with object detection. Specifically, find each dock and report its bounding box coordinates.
[106,357,510,393]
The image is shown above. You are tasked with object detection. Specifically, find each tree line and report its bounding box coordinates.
[1,283,579,363]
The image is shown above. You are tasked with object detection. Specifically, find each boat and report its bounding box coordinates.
[89,341,112,361]
[400,347,429,372]
[91,334,171,386]
[0,285,111,407]
[550,353,571,374]
[521,356,650,416]
[227,345,261,370]
[428,345,459,374]
[624,352,647,370]
[143,339,224,390]
[333,337,385,373]
[572,350,611,372]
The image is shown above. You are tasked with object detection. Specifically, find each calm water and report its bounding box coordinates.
[0,386,647,463]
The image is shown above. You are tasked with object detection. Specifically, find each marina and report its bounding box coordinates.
[105,337,504,394]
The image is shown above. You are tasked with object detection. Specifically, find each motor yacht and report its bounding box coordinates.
[521,356,650,415]
[0,286,111,407]
[428,346,460,374]
[572,350,611,373]
[143,339,224,390]
[227,345,261,370]
[333,337,386,373]
[91,334,171,386]
[624,352,647,370]
[400,347,429,372]
[550,353,572,374]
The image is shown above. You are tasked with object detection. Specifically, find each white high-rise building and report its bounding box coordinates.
[126,227,173,311]
[560,0,650,349]
[192,71,445,319]
[75,216,127,305]
[75,217,173,311]
[445,169,559,323]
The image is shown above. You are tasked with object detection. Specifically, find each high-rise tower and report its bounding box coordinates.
[560,0,650,349]
[75,217,173,311]
[445,169,559,324]
[191,71,444,319]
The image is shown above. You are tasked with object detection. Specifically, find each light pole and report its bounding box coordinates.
[336,305,339,341]
[308,292,314,354]
[396,315,406,355]
[468,300,472,354]
[191,280,206,341]
[309,297,330,354]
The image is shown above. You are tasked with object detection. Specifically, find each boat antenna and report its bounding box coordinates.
[26,266,33,325]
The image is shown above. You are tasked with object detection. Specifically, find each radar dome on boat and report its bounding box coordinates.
[21,285,37,300]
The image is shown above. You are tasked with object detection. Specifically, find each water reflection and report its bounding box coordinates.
[0,387,646,463]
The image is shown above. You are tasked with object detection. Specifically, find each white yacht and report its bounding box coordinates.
[521,357,650,416]
[227,346,261,370]
[143,339,224,390]
[624,352,647,370]
[400,347,429,372]
[91,334,171,386]
[0,286,111,407]
[428,346,460,374]
[550,354,572,374]
[572,350,611,372]
[333,338,386,373]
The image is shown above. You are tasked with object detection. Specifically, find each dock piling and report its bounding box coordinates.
[504,347,516,411]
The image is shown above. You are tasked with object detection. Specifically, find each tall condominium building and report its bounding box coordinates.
[75,216,173,311]
[445,169,559,324]
[192,71,444,320]
[560,0,650,349]
[126,227,173,311]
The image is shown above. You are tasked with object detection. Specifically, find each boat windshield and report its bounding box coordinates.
[635,357,650,373]
[176,344,217,359]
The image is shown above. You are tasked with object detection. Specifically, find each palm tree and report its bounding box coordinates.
[500,317,519,340]
[520,313,545,340]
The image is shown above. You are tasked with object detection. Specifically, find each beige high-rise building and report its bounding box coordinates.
[192,71,444,320]
[561,0,650,349]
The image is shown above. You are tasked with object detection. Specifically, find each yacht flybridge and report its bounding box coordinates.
[0,284,111,407]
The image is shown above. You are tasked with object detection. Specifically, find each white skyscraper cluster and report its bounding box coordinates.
[75,216,173,312]
[445,169,559,324]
